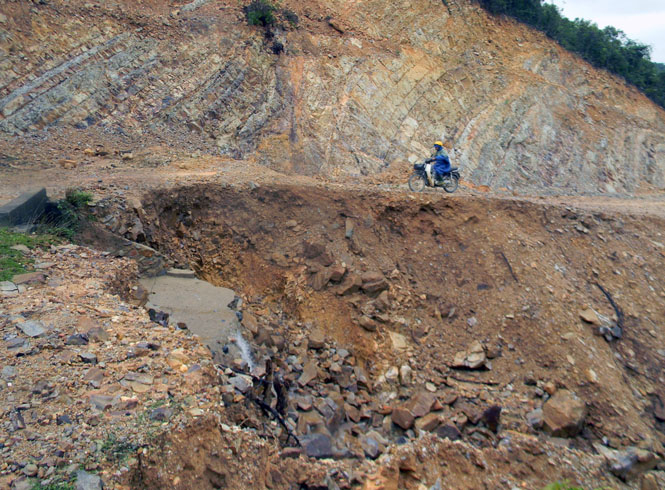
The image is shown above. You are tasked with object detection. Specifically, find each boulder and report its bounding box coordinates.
[308,329,326,349]
[79,352,98,364]
[594,444,660,481]
[542,389,586,437]
[229,375,253,393]
[89,394,114,411]
[66,333,89,345]
[609,448,659,481]
[87,327,110,343]
[328,263,347,282]
[640,473,660,490]
[384,366,399,382]
[311,268,332,291]
[389,331,407,351]
[298,361,318,386]
[481,405,502,432]
[399,364,413,385]
[302,240,326,259]
[242,313,260,336]
[297,411,326,435]
[12,272,46,285]
[361,435,381,459]
[344,218,354,239]
[526,408,544,429]
[75,470,104,490]
[435,424,461,441]
[415,413,441,433]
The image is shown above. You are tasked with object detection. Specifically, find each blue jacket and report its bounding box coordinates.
[432,147,451,174]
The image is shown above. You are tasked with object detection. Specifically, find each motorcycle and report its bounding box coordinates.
[408,161,460,193]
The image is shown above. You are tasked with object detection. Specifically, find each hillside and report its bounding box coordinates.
[2,1,665,489]
[0,0,664,194]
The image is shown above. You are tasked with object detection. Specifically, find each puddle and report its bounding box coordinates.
[140,269,241,360]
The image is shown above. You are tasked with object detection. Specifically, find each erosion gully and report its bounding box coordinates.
[91,183,665,488]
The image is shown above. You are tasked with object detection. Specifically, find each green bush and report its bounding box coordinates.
[282,8,299,27]
[38,188,94,239]
[245,0,276,27]
[65,189,93,209]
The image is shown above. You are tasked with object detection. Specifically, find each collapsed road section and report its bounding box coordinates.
[90,182,665,488]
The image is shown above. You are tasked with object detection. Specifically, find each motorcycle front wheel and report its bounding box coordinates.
[408,173,427,192]
[442,175,459,193]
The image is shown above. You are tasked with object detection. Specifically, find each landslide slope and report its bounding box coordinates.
[0,0,664,194]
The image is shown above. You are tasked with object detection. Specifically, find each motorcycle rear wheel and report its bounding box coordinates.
[442,175,459,193]
[408,173,427,192]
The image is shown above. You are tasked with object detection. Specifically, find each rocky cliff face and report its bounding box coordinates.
[1,0,664,194]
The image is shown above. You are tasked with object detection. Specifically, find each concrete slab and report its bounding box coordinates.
[0,188,47,226]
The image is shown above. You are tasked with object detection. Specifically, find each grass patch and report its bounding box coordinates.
[0,228,60,281]
[37,188,94,240]
[100,432,140,464]
[31,479,75,490]
[543,482,607,490]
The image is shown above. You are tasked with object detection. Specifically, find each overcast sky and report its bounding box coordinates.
[547,0,665,63]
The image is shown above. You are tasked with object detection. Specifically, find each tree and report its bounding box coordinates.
[472,0,665,109]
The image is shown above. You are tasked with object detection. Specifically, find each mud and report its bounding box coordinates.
[140,269,240,361]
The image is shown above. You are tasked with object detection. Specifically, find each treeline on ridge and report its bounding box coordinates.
[474,0,665,109]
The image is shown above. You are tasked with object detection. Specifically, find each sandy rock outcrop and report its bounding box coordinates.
[0,0,664,193]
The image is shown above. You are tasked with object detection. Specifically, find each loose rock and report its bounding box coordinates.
[452,341,487,369]
[542,389,586,437]
[391,406,415,430]
[526,408,544,429]
[17,320,47,337]
[579,308,601,325]
[302,433,334,459]
[66,333,89,345]
[76,469,104,490]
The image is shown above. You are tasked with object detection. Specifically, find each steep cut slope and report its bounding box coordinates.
[0,0,664,194]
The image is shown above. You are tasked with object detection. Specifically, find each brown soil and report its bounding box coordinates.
[134,180,665,445]
[93,165,665,488]
[2,153,665,488]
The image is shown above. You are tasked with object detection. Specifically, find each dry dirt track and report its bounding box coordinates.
[2,152,665,219]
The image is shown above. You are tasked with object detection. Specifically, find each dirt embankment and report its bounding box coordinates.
[89,181,665,488]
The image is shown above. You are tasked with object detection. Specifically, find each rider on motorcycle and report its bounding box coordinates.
[426,141,451,182]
